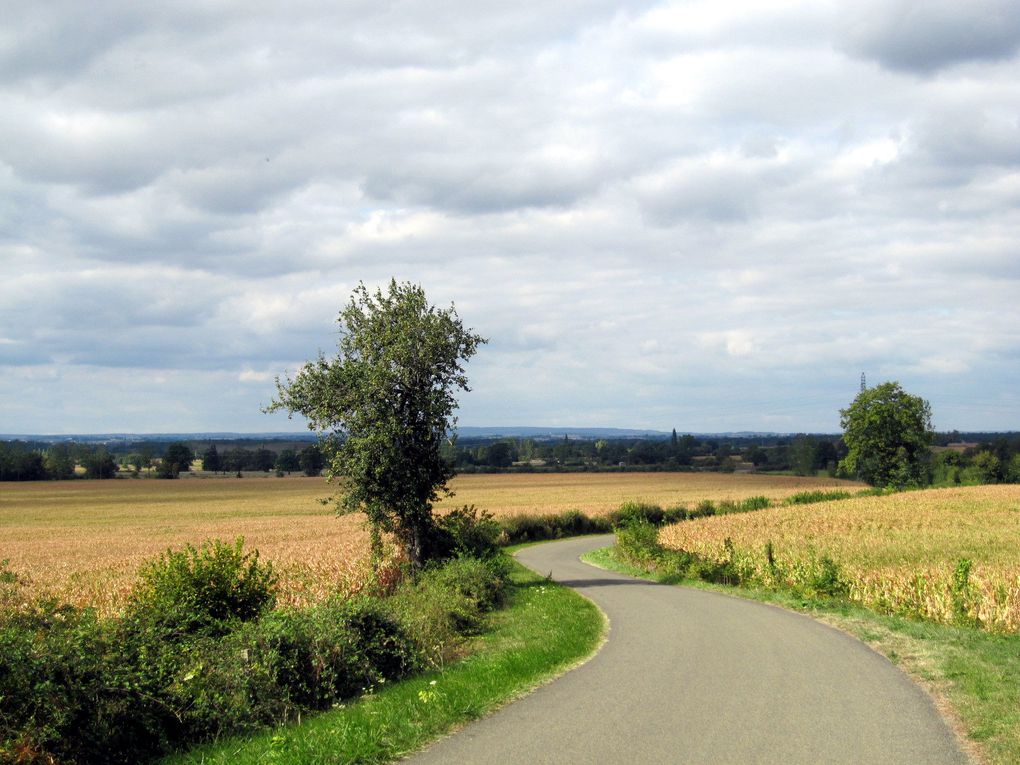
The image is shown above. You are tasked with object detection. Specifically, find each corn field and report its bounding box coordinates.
[659,485,1020,632]
[0,472,859,615]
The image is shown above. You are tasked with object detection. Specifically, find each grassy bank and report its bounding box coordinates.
[584,545,1019,765]
[162,558,605,764]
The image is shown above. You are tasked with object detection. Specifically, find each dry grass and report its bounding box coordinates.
[659,485,1020,632]
[0,471,859,614]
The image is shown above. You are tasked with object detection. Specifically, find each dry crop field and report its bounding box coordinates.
[0,471,859,614]
[659,485,1020,632]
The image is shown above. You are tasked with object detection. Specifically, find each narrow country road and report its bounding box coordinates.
[405,535,969,765]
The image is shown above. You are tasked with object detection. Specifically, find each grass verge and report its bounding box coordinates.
[161,557,605,765]
[583,545,1019,765]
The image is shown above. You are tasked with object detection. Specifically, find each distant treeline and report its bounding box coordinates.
[445,430,1020,486]
[2,432,1019,485]
[446,431,840,474]
[0,440,325,481]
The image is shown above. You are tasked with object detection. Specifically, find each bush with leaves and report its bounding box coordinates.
[128,537,277,638]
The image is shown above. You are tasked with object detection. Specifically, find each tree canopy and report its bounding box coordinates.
[268,280,485,568]
[839,381,933,487]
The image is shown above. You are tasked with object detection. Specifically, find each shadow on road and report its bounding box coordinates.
[548,577,665,589]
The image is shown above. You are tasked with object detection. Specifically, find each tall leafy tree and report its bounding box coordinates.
[299,444,324,476]
[44,443,76,480]
[268,280,485,569]
[202,444,222,473]
[839,381,933,487]
[162,442,194,477]
[84,449,118,479]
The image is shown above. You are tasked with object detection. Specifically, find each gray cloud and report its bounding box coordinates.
[1,1,1018,433]
[840,0,1020,74]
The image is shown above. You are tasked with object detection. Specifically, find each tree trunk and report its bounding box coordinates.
[406,524,424,571]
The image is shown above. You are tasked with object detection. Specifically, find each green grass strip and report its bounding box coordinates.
[584,545,1020,765]
[161,559,605,765]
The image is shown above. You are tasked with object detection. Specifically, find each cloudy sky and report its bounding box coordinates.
[2,0,1018,435]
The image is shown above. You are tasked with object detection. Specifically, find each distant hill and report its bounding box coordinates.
[453,426,669,439]
[4,429,1014,445]
[0,432,318,444]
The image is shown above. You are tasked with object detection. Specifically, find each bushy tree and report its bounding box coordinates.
[839,381,933,487]
[268,280,484,569]
[162,442,194,477]
[44,443,76,480]
[0,442,49,481]
[299,444,324,476]
[84,449,118,479]
[201,444,222,473]
[275,449,300,474]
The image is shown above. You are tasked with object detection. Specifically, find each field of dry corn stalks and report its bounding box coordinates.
[0,472,858,614]
[659,485,1020,632]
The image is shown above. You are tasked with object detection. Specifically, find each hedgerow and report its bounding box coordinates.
[0,536,507,764]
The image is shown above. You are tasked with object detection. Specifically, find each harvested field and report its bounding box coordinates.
[441,472,861,516]
[658,485,1020,632]
[0,471,860,614]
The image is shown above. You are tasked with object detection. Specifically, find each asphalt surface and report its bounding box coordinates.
[405,535,969,765]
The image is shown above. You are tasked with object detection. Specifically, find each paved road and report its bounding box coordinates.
[406,535,969,764]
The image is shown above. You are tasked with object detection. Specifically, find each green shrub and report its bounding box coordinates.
[129,537,277,637]
[0,601,170,765]
[688,499,716,519]
[610,501,665,526]
[434,505,501,559]
[1,547,503,764]
[952,558,976,626]
[386,556,509,666]
[496,511,610,545]
[615,518,662,564]
[784,490,853,505]
[809,556,850,598]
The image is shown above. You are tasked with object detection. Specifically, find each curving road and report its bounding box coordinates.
[406,535,969,764]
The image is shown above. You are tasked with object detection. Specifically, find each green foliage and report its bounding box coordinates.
[951,558,976,626]
[201,443,222,472]
[615,518,663,564]
[688,499,717,519]
[496,510,612,545]
[434,505,501,560]
[0,559,17,586]
[714,497,766,514]
[159,442,195,478]
[299,443,325,476]
[377,557,509,668]
[83,448,118,479]
[0,542,508,764]
[129,538,278,637]
[0,441,49,481]
[268,280,485,568]
[610,501,685,526]
[275,448,300,474]
[839,381,934,487]
[784,489,854,505]
[44,443,76,480]
[809,556,850,598]
[161,561,603,765]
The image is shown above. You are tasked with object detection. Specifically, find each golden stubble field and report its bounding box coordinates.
[659,485,1020,632]
[0,471,860,614]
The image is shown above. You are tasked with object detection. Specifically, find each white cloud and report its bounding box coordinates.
[0,0,1017,433]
